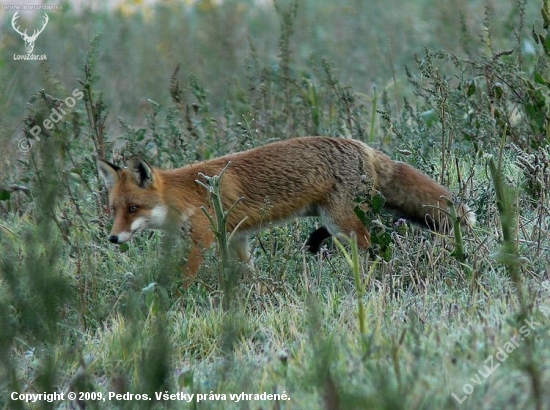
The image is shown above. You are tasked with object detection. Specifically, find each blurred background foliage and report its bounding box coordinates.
[1,1,549,409]
[1,0,540,131]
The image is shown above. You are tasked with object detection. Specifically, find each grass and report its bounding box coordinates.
[1,0,549,409]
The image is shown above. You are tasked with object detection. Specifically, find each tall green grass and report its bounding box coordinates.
[1,1,549,409]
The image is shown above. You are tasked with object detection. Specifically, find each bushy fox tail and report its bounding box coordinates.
[372,153,476,231]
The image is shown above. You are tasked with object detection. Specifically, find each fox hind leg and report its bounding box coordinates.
[320,206,371,249]
[305,226,332,254]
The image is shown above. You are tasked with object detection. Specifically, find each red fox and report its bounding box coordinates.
[97,137,475,280]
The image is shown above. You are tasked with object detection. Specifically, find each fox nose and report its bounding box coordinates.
[109,235,119,244]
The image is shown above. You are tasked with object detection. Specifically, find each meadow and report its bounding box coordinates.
[1,0,549,409]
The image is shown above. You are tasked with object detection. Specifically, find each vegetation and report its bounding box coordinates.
[1,0,549,409]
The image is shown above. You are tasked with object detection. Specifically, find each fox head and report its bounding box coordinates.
[97,158,169,244]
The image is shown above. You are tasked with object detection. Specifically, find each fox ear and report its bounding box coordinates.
[97,159,121,191]
[128,158,154,188]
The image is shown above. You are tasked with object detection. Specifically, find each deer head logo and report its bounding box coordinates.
[12,12,49,54]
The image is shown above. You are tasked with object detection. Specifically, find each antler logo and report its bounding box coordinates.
[12,11,49,54]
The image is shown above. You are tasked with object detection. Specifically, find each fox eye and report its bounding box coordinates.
[129,205,138,213]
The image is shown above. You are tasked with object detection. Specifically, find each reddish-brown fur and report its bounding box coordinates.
[97,137,475,282]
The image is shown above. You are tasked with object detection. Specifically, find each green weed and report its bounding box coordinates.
[1,1,549,409]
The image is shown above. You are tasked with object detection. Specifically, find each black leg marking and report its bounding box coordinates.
[305,226,332,254]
